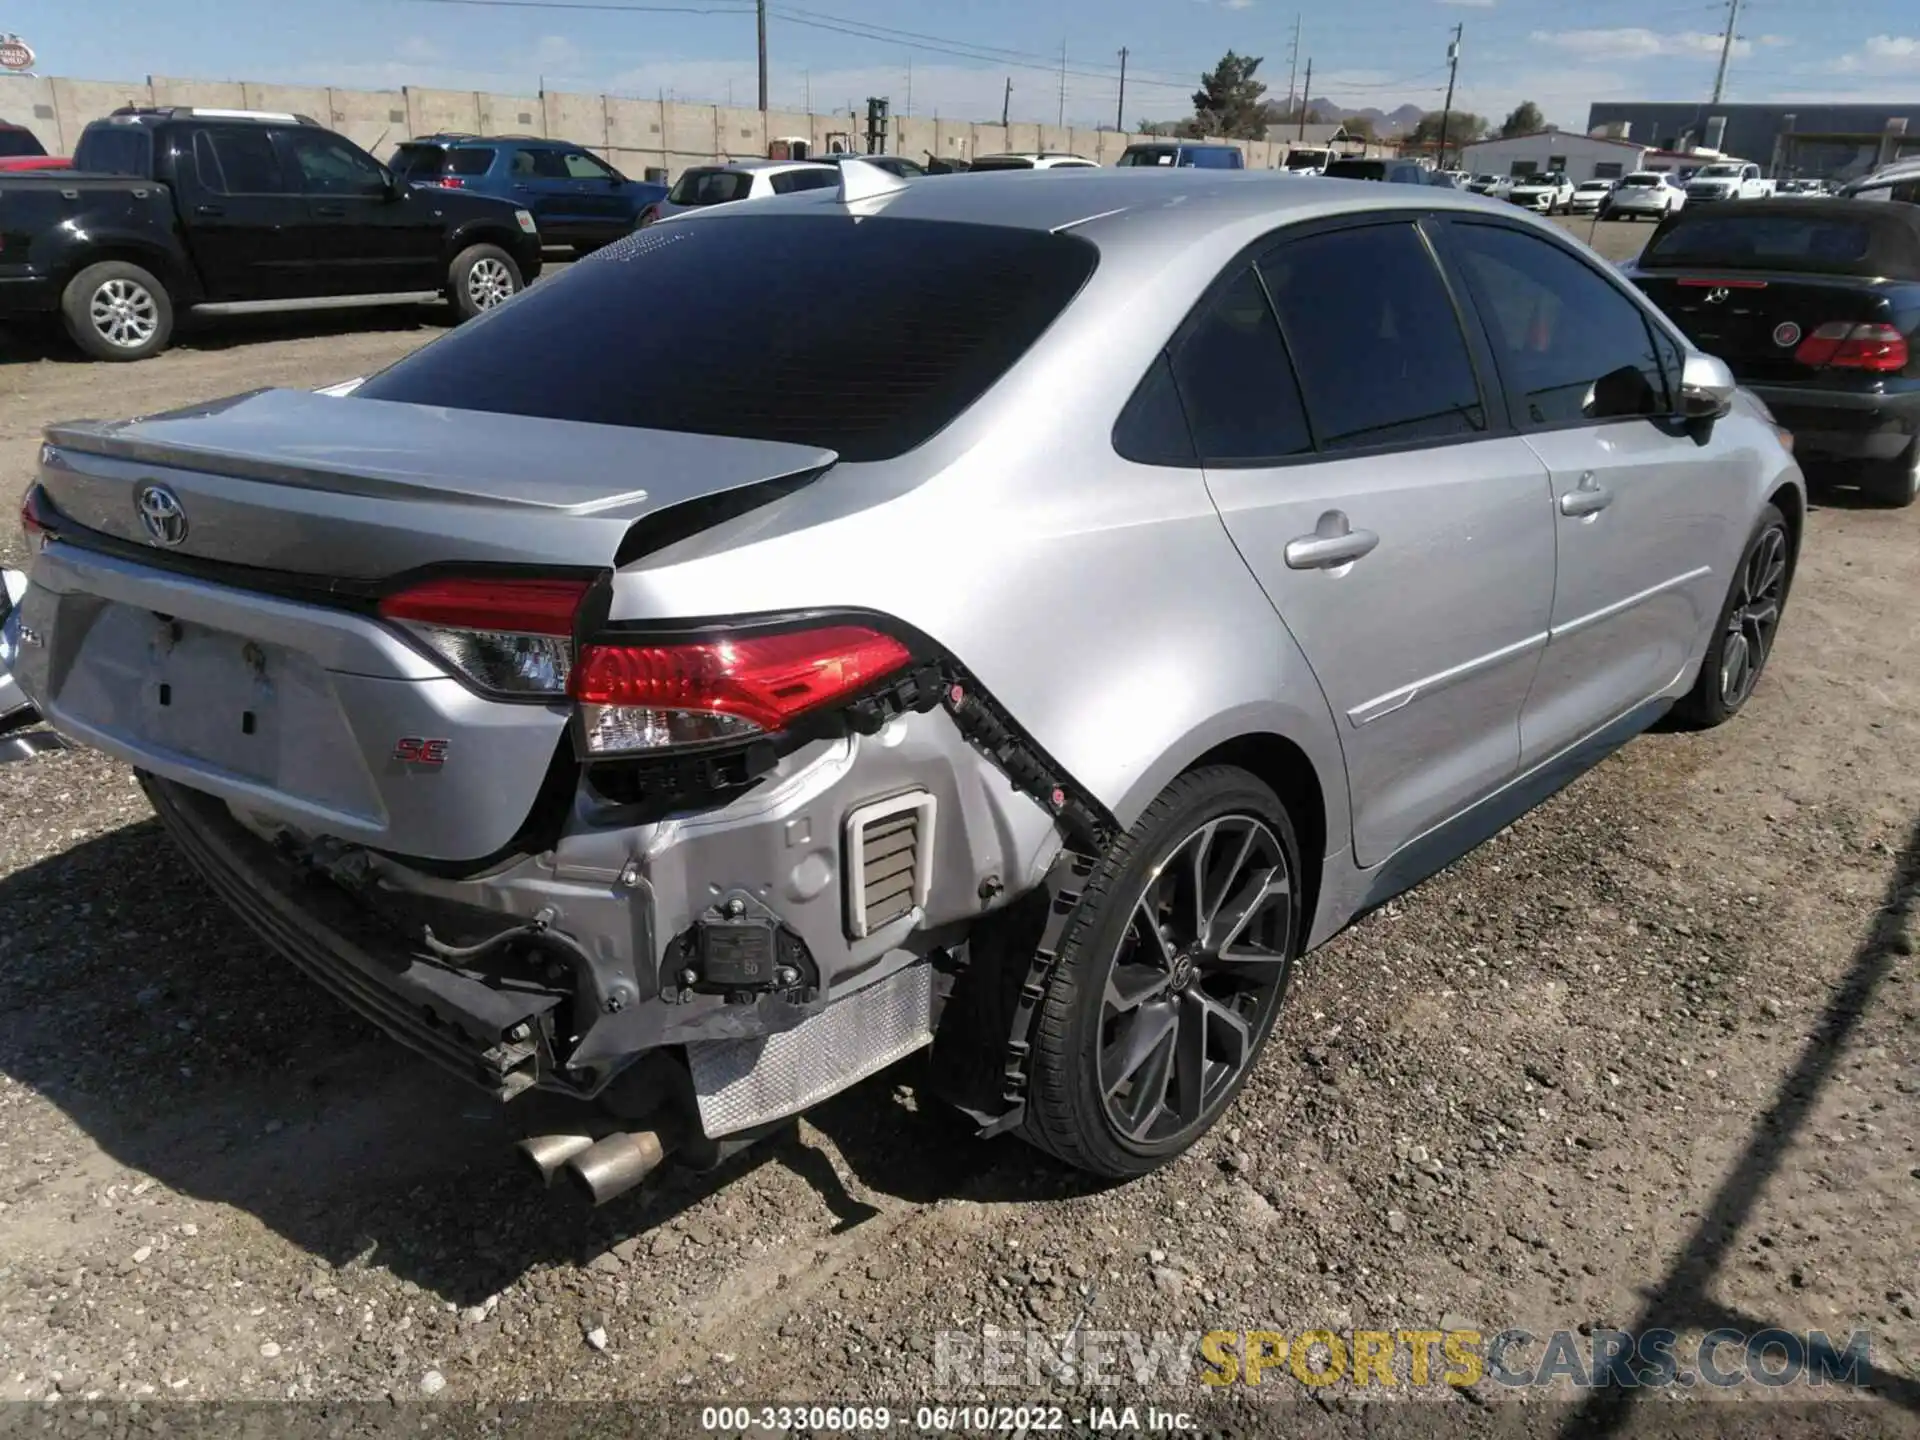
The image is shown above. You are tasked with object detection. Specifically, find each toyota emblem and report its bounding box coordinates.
[1704,287,1731,305]
[135,483,189,548]
[1773,321,1802,348]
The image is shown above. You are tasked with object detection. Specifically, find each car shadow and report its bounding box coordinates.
[0,306,440,366]
[1560,812,1920,1432]
[0,817,1087,1307]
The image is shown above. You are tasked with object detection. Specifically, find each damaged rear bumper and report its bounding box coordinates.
[145,774,558,1099]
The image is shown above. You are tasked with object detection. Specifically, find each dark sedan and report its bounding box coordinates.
[1625,200,1920,506]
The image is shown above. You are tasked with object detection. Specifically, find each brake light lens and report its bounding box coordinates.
[377,576,591,697]
[1794,322,1909,373]
[19,487,53,551]
[569,625,912,754]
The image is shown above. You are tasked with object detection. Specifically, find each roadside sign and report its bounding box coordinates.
[0,35,35,71]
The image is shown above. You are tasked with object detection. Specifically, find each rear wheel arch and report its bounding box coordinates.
[55,241,192,304]
[1767,480,1805,562]
[1183,732,1328,944]
[441,223,525,269]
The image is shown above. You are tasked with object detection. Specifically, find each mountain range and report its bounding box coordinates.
[1283,99,1430,135]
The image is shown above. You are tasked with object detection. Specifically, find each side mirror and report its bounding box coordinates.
[1677,351,1736,420]
[380,167,403,200]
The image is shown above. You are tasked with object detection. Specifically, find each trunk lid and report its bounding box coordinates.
[1632,271,1896,383]
[39,387,837,582]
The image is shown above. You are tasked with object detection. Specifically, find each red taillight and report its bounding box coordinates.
[19,488,52,549]
[434,176,465,188]
[570,625,912,754]
[1794,322,1909,373]
[377,576,591,696]
[378,577,587,635]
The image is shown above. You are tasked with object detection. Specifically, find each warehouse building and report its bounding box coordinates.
[1584,102,1920,181]
[1458,130,1685,184]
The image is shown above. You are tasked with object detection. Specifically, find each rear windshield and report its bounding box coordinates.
[393,144,494,177]
[667,167,752,204]
[1643,214,1874,271]
[1620,175,1661,187]
[73,125,152,176]
[1118,146,1180,167]
[0,128,47,158]
[1286,152,1329,170]
[356,215,1099,463]
[1324,160,1384,181]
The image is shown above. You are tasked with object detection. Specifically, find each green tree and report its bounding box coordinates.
[1410,109,1488,147]
[1500,101,1545,138]
[1192,51,1269,138]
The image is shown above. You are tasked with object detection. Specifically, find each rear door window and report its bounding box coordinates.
[73,125,151,176]
[1162,266,1313,464]
[356,215,1099,463]
[447,147,495,177]
[1258,222,1486,451]
[195,126,288,194]
[1446,222,1668,427]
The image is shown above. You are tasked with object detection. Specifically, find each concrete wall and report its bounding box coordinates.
[15,72,1302,179]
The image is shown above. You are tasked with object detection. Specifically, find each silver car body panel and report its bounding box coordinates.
[13,170,1804,1124]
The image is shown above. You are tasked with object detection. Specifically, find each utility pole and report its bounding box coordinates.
[1116,47,1128,133]
[1297,58,1311,140]
[1437,23,1462,167]
[1057,40,1067,129]
[1709,0,1740,103]
[804,68,811,113]
[906,58,912,118]
[1285,15,1301,120]
[1002,76,1012,127]
[755,0,768,112]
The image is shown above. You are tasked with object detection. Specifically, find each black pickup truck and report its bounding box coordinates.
[0,107,545,360]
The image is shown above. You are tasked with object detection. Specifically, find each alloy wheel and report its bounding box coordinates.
[467,258,516,309]
[1719,524,1788,709]
[89,279,159,350]
[1096,815,1294,1146]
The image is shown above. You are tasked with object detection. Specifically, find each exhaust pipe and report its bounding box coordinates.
[562,1124,679,1207]
[516,1131,603,1187]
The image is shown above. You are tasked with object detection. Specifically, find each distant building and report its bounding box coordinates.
[1459,130,1663,184]
[1584,102,1920,180]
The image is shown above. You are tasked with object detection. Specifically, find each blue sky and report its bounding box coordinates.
[6,0,1918,130]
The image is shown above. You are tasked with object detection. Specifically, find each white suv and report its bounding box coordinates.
[1602,171,1687,220]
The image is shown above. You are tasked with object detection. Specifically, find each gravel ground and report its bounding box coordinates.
[0,220,1915,1434]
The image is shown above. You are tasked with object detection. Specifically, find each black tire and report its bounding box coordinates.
[1018,766,1304,1179]
[1859,438,1920,509]
[447,244,523,321]
[59,260,174,362]
[1673,503,1794,728]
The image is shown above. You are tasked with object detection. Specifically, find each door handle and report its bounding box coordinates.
[1284,511,1380,571]
[312,204,347,217]
[1559,472,1614,518]
[194,203,225,216]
